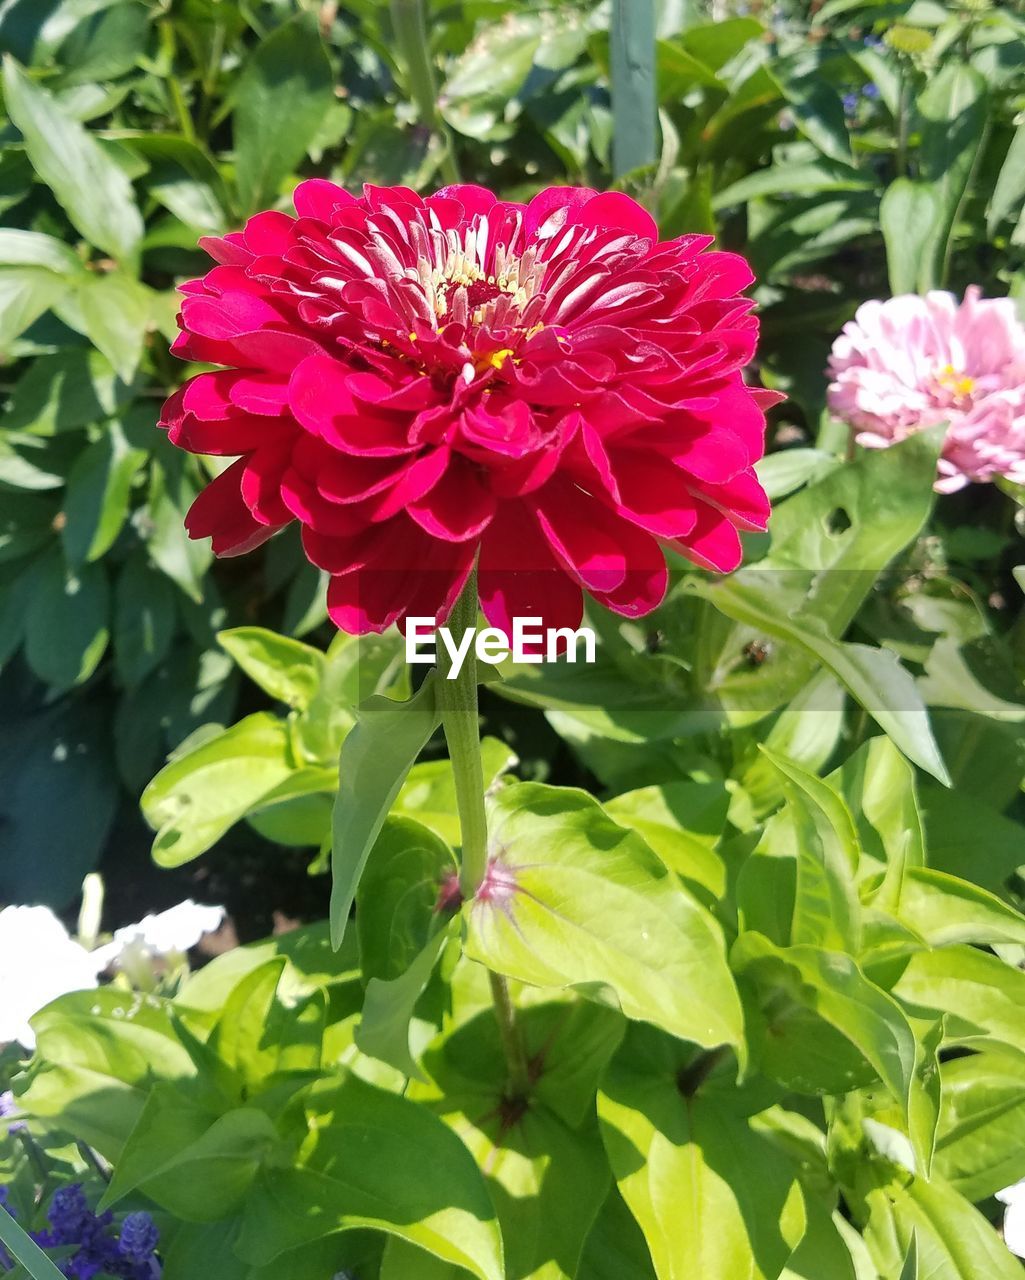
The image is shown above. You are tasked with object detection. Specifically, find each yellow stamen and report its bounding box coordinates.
[476,347,515,373]
[936,363,975,397]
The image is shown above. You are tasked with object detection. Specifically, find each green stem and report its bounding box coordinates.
[390,0,460,184]
[895,70,909,180]
[434,573,530,1099]
[435,570,488,895]
[489,972,531,1099]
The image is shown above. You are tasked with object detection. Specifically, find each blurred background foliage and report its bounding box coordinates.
[1,0,1024,917]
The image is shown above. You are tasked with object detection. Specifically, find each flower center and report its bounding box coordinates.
[415,220,546,336]
[934,363,975,400]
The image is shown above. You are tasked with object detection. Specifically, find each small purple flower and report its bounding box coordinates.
[863,83,880,99]
[0,1091,15,1118]
[27,1185,160,1280]
[843,92,859,115]
[118,1212,159,1265]
[864,33,883,47]
[46,1185,95,1245]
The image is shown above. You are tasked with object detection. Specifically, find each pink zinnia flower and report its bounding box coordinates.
[828,287,1025,494]
[160,183,776,635]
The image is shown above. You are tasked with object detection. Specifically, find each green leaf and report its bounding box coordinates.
[578,1192,657,1280]
[604,779,729,900]
[464,783,745,1056]
[864,1170,1023,1280]
[0,266,68,352]
[0,228,87,352]
[394,736,517,846]
[987,120,1025,238]
[141,712,295,866]
[598,1026,806,1280]
[0,228,84,274]
[24,550,109,689]
[769,69,851,163]
[235,1074,504,1280]
[177,920,360,1022]
[233,16,335,215]
[831,736,925,883]
[917,63,988,285]
[356,923,455,1080]
[218,626,326,711]
[733,933,932,1167]
[412,996,621,1279]
[881,180,942,294]
[101,1088,278,1222]
[700,578,949,784]
[760,747,861,952]
[330,673,440,948]
[754,448,838,501]
[20,988,194,1159]
[357,816,458,983]
[123,133,230,234]
[0,490,56,563]
[892,946,1025,1057]
[146,458,213,602]
[3,347,132,436]
[713,160,872,210]
[0,1202,68,1280]
[57,271,153,380]
[113,550,177,687]
[61,420,147,568]
[899,1234,918,1280]
[934,1046,1025,1202]
[738,671,847,818]
[0,700,118,906]
[892,869,1025,948]
[920,782,1025,893]
[206,958,312,1087]
[2,56,143,265]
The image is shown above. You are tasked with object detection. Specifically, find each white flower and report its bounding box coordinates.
[92,900,225,970]
[0,906,102,1049]
[997,1179,1025,1258]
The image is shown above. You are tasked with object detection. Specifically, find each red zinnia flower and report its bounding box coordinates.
[160,183,778,635]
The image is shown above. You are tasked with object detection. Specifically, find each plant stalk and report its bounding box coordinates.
[434,573,529,1098]
[434,570,488,896]
[390,0,460,184]
[489,971,531,1099]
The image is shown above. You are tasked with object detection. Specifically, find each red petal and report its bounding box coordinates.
[184,459,282,556]
[575,191,658,242]
[478,502,583,640]
[408,454,497,541]
[672,503,743,572]
[293,179,357,222]
[240,443,293,525]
